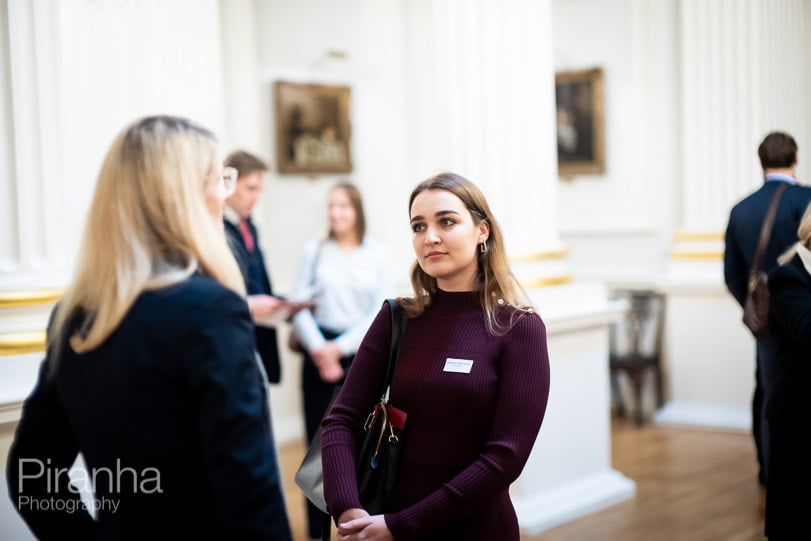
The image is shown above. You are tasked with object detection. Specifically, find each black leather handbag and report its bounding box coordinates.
[294,298,408,538]
[355,331,408,514]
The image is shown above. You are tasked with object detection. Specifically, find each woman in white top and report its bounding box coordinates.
[291,182,390,539]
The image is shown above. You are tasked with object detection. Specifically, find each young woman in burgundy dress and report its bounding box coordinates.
[321,172,550,540]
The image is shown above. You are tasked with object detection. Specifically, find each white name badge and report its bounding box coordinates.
[443,358,474,374]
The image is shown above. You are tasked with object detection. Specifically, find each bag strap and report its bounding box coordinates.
[379,299,408,402]
[309,240,324,288]
[750,182,788,280]
[321,513,332,541]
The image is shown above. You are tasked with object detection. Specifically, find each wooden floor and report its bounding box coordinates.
[278,417,766,541]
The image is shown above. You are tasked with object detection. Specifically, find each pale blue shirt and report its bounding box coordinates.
[765,173,796,184]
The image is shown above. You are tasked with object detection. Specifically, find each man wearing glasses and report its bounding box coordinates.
[222,150,286,384]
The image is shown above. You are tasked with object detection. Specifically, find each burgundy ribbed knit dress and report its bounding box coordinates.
[321,290,551,540]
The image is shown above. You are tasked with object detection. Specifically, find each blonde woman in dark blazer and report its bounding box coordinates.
[6,116,291,540]
[765,203,811,539]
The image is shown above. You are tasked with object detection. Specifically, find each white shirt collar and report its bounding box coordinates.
[144,256,197,290]
[797,244,811,275]
[223,204,241,226]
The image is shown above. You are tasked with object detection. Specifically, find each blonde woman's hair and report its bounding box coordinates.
[49,115,245,358]
[402,172,532,335]
[778,201,811,265]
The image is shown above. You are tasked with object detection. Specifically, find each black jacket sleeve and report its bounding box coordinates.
[768,259,811,351]
[6,357,98,539]
[724,211,749,307]
[185,288,292,540]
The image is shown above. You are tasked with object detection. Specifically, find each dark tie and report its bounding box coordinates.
[238,218,255,253]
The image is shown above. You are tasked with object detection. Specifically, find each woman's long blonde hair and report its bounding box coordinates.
[402,172,532,335]
[778,201,811,265]
[49,115,245,357]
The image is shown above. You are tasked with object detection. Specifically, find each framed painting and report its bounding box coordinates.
[555,68,605,177]
[274,81,352,174]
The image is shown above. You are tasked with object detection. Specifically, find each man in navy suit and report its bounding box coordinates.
[724,131,811,488]
[223,151,285,384]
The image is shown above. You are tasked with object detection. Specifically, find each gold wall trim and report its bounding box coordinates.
[520,275,574,289]
[0,288,64,308]
[0,331,46,356]
[673,231,724,241]
[510,250,569,263]
[671,252,723,260]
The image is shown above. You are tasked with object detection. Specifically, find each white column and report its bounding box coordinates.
[407,0,568,285]
[661,0,810,429]
[219,0,263,151]
[0,1,15,277]
[1,0,68,289]
[1,0,65,395]
[405,0,632,534]
[676,0,808,238]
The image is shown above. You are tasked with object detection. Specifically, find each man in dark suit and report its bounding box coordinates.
[724,131,811,488]
[223,151,284,384]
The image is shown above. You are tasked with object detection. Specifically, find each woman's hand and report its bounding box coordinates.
[337,514,393,541]
[310,341,344,382]
[318,361,344,383]
[337,507,369,525]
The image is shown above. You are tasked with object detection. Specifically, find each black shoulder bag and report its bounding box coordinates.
[294,298,408,539]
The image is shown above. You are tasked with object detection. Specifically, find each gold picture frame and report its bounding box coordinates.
[555,68,605,177]
[274,81,352,174]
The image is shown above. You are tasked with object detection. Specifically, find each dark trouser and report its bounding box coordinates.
[764,383,809,538]
[765,414,802,539]
[753,336,778,487]
[301,330,355,539]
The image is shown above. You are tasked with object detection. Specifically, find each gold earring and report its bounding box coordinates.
[479,239,488,253]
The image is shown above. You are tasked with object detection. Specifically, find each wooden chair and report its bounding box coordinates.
[609,289,666,426]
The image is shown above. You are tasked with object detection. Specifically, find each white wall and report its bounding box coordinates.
[552,0,679,284]
[553,0,811,285]
[252,0,413,294]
